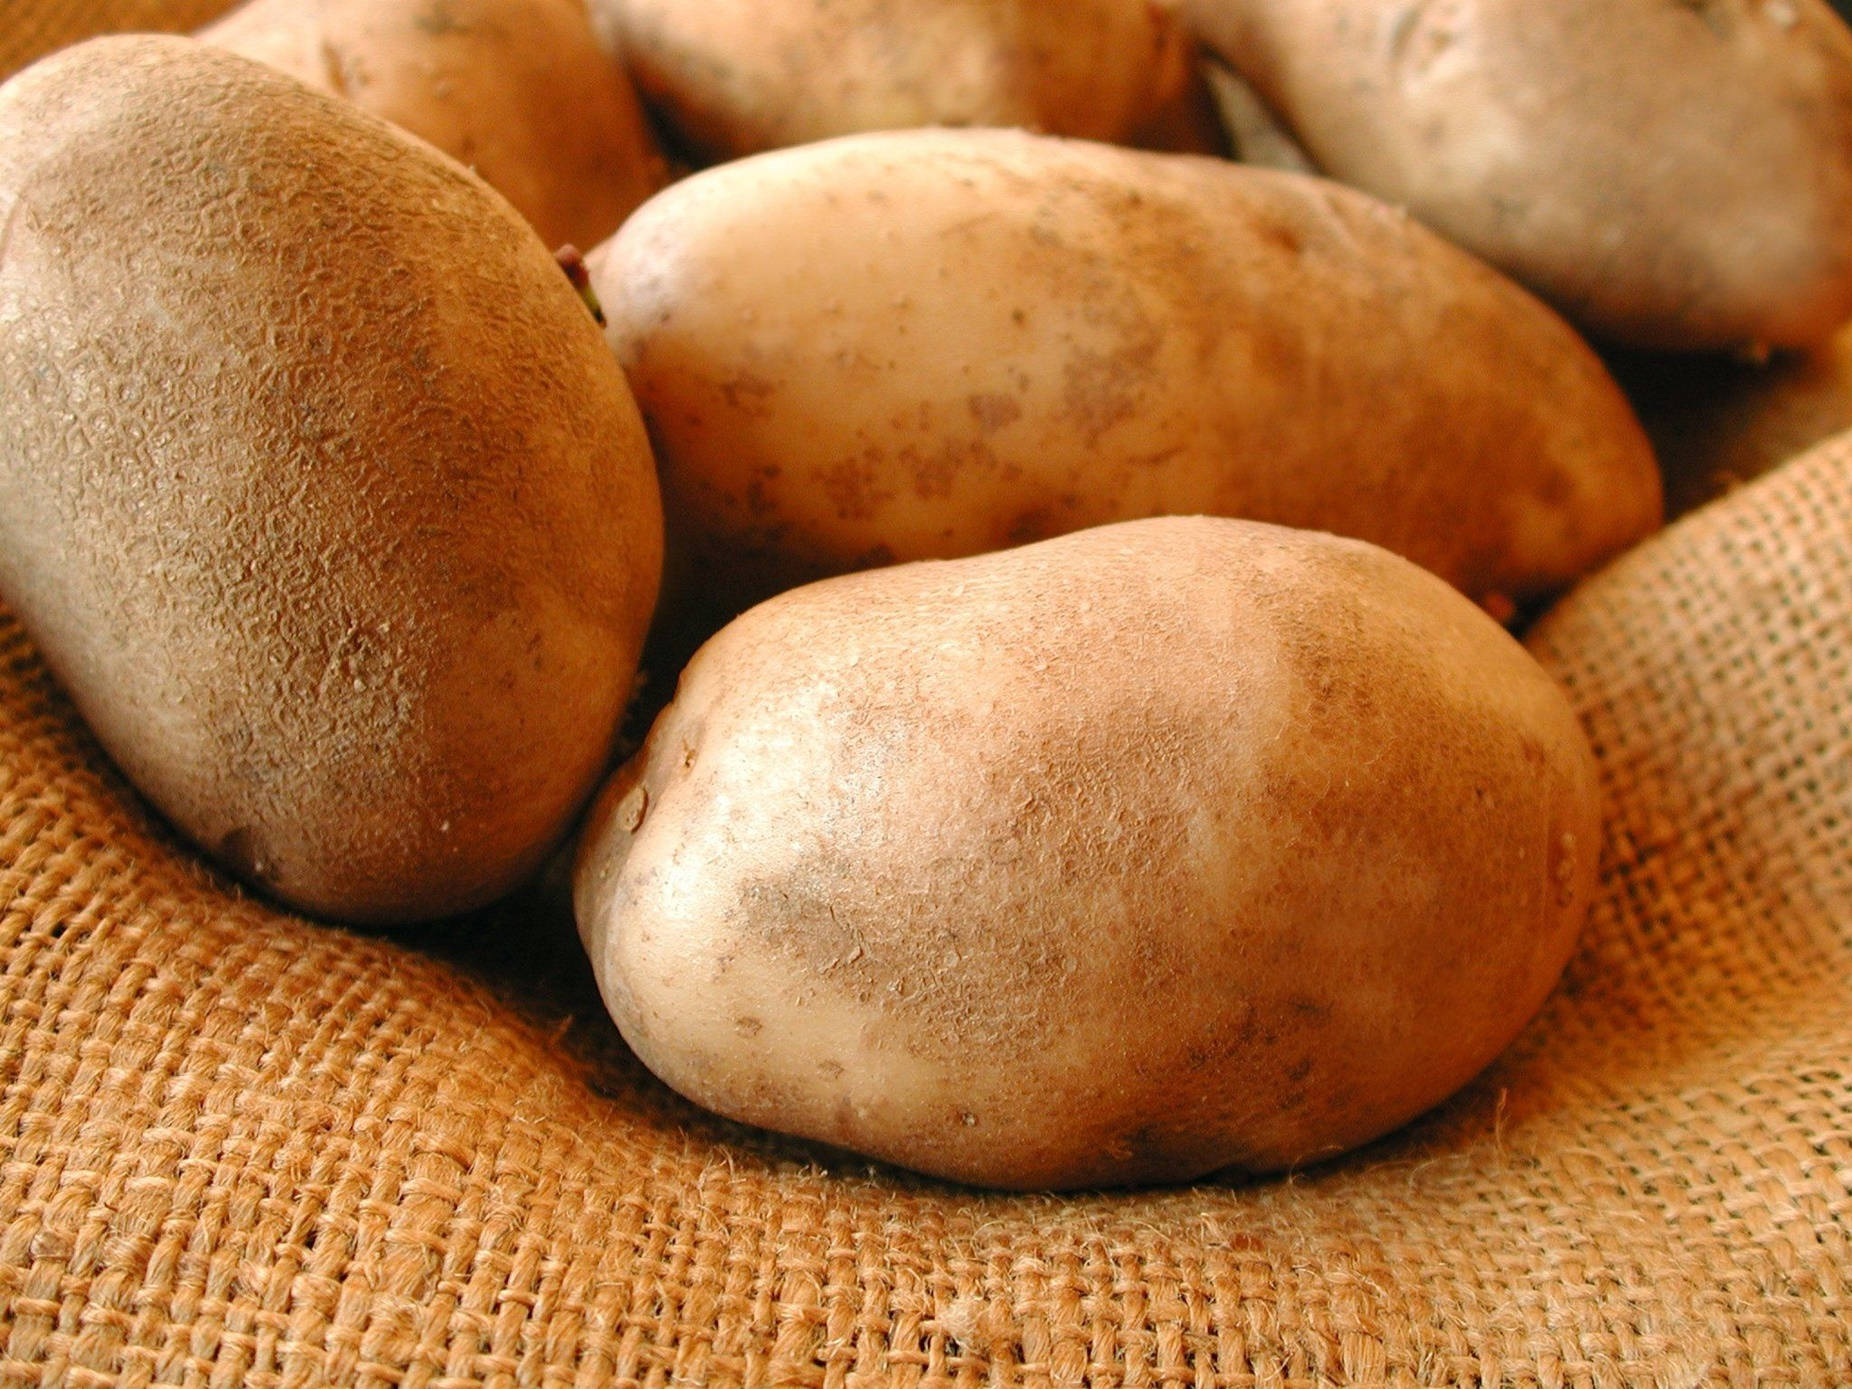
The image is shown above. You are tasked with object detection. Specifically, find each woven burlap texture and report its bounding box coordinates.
[0,415,1848,1387]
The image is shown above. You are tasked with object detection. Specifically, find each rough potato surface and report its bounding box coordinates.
[576,518,1601,1190]
[1182,0,1852,350]
[0,37,663,923]
[592,128,1660,619]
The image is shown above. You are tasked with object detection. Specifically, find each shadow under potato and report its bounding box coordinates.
[1607,336,1852,520]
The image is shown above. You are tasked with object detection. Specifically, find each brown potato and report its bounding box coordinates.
[575,517,1601,1190]
[203,0,667,250]
[1181,0,1852,350]
[0,37,663,923]
[590,128,1661,622]
[585,0,1197,162]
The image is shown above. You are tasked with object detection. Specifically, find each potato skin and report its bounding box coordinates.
[575,518,1600,1190]
[1181,0,1852,350]
[585,0,1195,161]
[591,128,1660,618]
[203,0,667,249]
[0,37,663,923]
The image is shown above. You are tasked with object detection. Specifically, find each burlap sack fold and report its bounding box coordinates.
[3,11,1850,1386]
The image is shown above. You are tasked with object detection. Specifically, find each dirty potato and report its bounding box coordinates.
[204,0,667,249]
[591,128,1660,622]
[575,517,1602,1190]
[0,38,662,923]
[585,0,1197,162]
[1181,0,1852,350]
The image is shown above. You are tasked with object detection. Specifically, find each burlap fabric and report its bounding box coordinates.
[4,12,1852,1388]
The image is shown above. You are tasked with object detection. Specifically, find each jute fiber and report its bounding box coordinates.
[3,12,1852,1388]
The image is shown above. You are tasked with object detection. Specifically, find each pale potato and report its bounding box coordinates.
[1202,56,1313,173]
[585,0,1197,162]
[1181,0,1852,350]
[203,0,667,250]
[0,38,663,923]
[575,517,1601,1190]
[590,128,1660,621]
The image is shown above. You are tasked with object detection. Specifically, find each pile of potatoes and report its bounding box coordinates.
[2,0,1850,1189]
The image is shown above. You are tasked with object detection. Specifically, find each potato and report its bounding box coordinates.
[1180,0,1852,351]
[0,37,663,923]
[1612,331,1852,518]
[575,517,1600,1190]
[590,128,1661,621]
[1202,56,1314,173]
[202,0,667,250]
[585,0,1197,162]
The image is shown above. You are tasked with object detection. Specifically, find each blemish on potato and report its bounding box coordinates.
[743,473,777,518]
[1252,215,1306,258]
[1553,830,1580,905]
[818,454,894,521]
[912,439,1003,501]
[1061,338,1158,445]
[317,39,351,99]
[617,784,649,833]
[719,372,778,418]
[967,392,1023,434]
[412,0,470,37]
[1388,0,1463,80]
